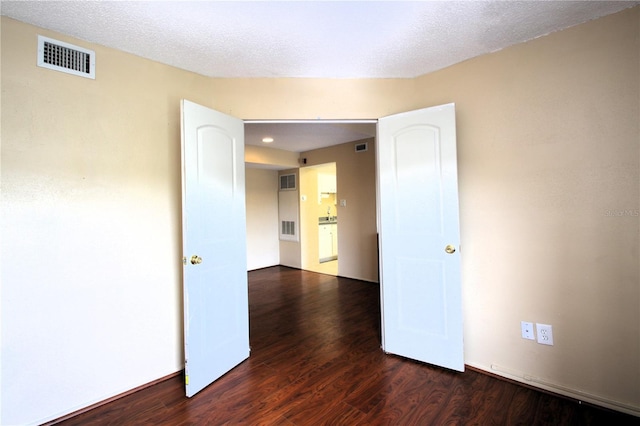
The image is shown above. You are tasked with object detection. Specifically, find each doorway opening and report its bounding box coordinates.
[244,120,378,281]
[300,162,338,276]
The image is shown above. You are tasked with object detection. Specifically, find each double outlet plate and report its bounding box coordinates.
[521,321,554,345]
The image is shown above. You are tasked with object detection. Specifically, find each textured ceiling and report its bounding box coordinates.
[1,1,636,79]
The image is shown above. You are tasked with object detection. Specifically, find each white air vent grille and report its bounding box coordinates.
[279,174,296,190]
[281,221,296,236]
[37,35,95,79]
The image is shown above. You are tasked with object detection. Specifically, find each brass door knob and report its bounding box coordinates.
[445,245,456,254]
[190,255,203,265]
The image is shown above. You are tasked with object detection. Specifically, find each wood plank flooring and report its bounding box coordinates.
[56,266,638,425]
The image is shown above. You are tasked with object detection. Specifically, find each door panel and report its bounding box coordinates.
[377,103,463,372]
[181,100,249,397]
[394,126,444,235]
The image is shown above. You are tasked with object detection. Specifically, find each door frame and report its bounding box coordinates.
[300,161,339,276]
[243,117,462,368]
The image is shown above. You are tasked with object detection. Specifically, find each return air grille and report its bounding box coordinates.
[279,174,296,190]
[281,221,296,236]
[37,35,95,79]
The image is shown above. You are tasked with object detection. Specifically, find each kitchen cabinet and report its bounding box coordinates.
[318,173,337,194]
[319,223,338,263]
[331,224,338,256]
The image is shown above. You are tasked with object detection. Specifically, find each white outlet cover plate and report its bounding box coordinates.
[521,321,535,340]
[536,323,554,345]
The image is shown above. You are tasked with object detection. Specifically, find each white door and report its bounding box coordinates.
[181,99,249,397]
[377,103,464,372]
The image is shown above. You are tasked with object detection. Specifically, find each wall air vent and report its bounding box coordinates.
[279,174,296,190]
[37,35,95,79]
[355,142,368,152]
[281,221,296,237]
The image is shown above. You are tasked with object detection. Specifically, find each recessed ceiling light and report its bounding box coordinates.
[262,137,274,143]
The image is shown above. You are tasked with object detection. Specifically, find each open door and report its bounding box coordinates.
[181,99,249,397]
[377,103,464,371]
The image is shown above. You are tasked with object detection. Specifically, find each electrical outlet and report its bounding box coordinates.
[536,323,554,345]
[521,321,535,340]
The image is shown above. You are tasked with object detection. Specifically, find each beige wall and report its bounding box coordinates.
[1,6,638,424]
[1,18,205,425]
[299,165,323,272]
[409,8,639,410]
[245,167,280,270]
[244,145,297,273]
[245,144,299,169]
[206,77,416,120]
[277,168,302,269]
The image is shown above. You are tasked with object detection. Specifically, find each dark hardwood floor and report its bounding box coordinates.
[55,266,638,425]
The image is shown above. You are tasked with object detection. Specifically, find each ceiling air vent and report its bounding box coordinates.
[37,35,95,79]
